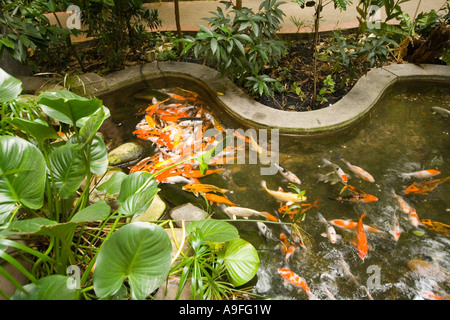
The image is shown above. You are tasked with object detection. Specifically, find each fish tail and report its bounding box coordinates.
[332,152,342,161]
[261,180,267,190]
[399,172,411,180]
[321,158,332,167]
[313,199,321,209]
[317,212,327,224]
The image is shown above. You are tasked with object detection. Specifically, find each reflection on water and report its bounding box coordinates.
[100,80,450,300]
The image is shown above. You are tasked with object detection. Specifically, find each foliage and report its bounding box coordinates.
[179,0,287,96]
[292,0,352,107]
[0,68,259,300]
[73,0,162,71]
[0,0,85,72]
[171,219,259,300]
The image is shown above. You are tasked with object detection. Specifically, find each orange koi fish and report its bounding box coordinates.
[204,193,236,206]
[353,213,369,260]
[421,291,450,300]
[182,183,229,197]
[403,176,450,195]
[420,219,450,237]
[278,199,320,219]
[333,185,378,203]
[278,268,316,300]
[338,157,375,183]
[181,168,224,178]
[322,158,348,185]
[399,169,441,180]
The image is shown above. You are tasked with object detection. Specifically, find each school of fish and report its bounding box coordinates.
[125,88,448,300]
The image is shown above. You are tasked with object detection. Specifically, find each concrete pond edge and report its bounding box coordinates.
[20,62,450,134]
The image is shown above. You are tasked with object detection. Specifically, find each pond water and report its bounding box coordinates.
[99,79,450,300]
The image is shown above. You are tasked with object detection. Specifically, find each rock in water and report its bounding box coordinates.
[131,195,166,222]
[170,203,208,227]
[108,141,144,165]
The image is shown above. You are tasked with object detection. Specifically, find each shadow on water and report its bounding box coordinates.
[99,79,450,300]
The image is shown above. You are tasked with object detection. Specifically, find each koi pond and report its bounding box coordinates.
[99,78,450,300]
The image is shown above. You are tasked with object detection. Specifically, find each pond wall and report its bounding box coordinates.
[20,62,450,134]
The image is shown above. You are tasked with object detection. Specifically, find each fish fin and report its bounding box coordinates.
[261,180,267,190]
[321,233,327,238]
[322,158,332,167]
[286,201,293,206]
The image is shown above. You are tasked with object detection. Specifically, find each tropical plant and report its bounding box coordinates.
[170,219,260,300]
[0,0,84,71]
[0,68,259,300]
[292,0,353,107]
[73,0,162,70]
[179,0,287,96]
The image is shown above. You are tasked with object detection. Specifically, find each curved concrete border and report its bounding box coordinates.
[95,62,450,134]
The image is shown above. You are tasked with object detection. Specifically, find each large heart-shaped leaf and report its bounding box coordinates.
[117,172,159,216]
[37,90,103,126]
[223,238,259,287]
[0,68,22,103]
[11,275,77,300]
[93,222,172,300]
[0,136,46,216]
[185,219,239,244]
[49,143,87,199]
[88,135,108,175]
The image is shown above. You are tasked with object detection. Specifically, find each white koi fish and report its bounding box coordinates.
[338,157,375,183]
[274,163,301,185]
[317,212,341,243]
[322,158,348,185]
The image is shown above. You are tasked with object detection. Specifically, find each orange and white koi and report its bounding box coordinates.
[277,268,316,300]
[399,169,441,180]
[390,213,402,242]
[222,206,277,221]
[322,158,348,185]
[182,183,229,197]
[278,199,320,218]
[353,213,369,260]
[261,180,307,203]
[204,193,236,206]
[408,207,420,227]
[392,189,414,214]
[329,219,382,233]
[339,157,375,183]
[274,163,301,185]
[318,212,341,244]
[403,176,450,195]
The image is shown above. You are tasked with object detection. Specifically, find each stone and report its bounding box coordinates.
[170,203,208,227]
[153,277,192,300]
[131,195,166,222]
[108,141,145,166]
[164,227,191,260]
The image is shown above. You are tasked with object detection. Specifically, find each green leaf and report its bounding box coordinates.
[79,105,110,141]
[7,118,59,142]
[210,38,218,55]
[69,200,111,222]
[0,136,46,214]
[0,68,22,103]
[117,172,159,216]
[37,90,103,126]
[89,135,108,175]
[49,143,87,199]
[93,222,172,300]
[96,171,127,195]
[185,219,239,244]
[223,238,259,287]
[11,275,76,300]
